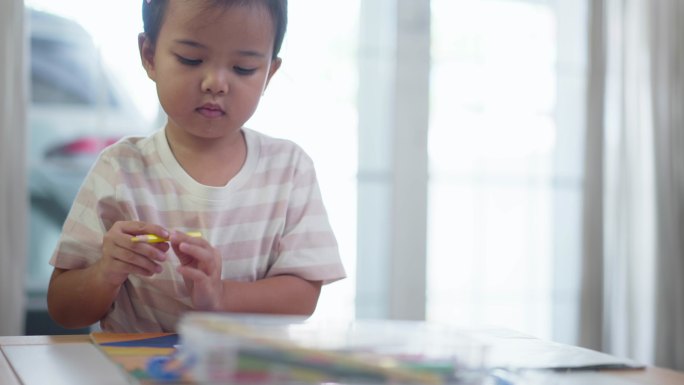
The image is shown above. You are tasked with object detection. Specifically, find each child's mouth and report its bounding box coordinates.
[196,104,225,118]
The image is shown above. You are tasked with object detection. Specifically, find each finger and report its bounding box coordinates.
[124,263,161,277]
[152,242,170,253]
[173,247,198,266]
[121,222,170,240]
[170,242,195,266]
[177,242,217,273]
[178,242,207,260]
[176,254,195,267]
[107,228,168,262]
[110,248,164,275]
[177,265,209,284]
[169,235,206,266]
[107,222,170,252]
[101,254,159,278]
[112,220,160,236]
[130,242,168,262]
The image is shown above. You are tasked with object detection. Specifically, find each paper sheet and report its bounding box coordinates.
[3,343,135,385]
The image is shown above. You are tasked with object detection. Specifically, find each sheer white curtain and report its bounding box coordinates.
[650,0,684,371]
[581,0,684,370]
[0,0,28,336]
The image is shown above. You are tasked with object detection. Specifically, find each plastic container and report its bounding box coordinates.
[177,312,491,384]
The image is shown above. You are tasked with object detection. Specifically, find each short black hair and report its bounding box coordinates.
[142,0,287,59]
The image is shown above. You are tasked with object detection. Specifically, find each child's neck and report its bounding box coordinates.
[165,128,247,187]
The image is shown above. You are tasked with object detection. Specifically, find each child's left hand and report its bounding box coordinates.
[169,231,223,311]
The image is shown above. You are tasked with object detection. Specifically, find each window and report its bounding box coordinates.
[354,0,588,343]
[23,0,588,344]
[427,0,587,341]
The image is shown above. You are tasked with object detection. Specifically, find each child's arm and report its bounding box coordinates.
[220,276,322,315]
[170,231,322,315]
[47,221,170,328]
[47,266,124,328]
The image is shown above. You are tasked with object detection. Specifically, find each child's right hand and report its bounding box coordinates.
[97,221,170,287]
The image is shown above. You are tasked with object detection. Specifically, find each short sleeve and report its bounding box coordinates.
[265,150,346,284]
[49,153,127,270]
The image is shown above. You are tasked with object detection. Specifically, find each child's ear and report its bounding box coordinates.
[138,33,157,80]
[263,57,282,92]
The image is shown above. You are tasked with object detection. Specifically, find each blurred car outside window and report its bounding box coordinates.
[26,8,156,303]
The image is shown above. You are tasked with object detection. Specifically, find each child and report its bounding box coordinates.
[46,0,346,333]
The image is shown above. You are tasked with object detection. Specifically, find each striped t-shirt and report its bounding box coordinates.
[50,128,346,332]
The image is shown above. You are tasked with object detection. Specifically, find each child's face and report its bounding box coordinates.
[141,1,281,140]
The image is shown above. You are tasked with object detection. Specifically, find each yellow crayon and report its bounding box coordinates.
[131,231,202,243]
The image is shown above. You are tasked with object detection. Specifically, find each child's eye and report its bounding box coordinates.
[234,66,257,75]
[175,54,202,66]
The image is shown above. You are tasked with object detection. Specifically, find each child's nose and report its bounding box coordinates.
[201,68,229,95]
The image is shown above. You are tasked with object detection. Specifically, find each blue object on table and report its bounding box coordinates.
[100,334,179,348]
